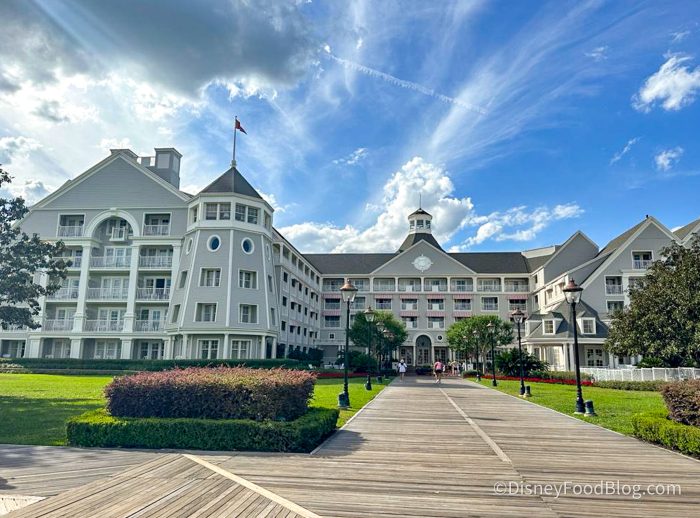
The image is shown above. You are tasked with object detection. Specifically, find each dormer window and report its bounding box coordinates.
[416,220,424,228]
[409,221,415,230]
[543,320,555,334]
[580,318,596,335]
[426,221,431,229]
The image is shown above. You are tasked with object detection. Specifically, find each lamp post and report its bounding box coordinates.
[511,309,526,397]
[338,278,358,408]
[381,328,393,382]
[563,278,586,415]
[487,321,497,386]
[363,307,375,391]
[472,329,481,382]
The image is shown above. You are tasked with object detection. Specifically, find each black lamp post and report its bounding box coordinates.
[338,278,358,408]
[563,278,587,415]
[381,328,393,382]
[363,306,375,391]
[487,321,497,386]
[472,329,481,381]
[511,308,526,397]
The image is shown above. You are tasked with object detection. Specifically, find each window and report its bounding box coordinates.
[376,298,392,310]
[324,315,341,328]
[190,206,198,223]
[270,308,276,325]
[281,321,286,331]
[478,279,501,292]
[427,298,444,310]
[204,203,231,221]
[267,275,273,292]
[454,299,471,311]
[196,303,217,322]
[199,339,219,359]
[329,333,335,339]
[235,203,246,221]
[481,297,499,311]
[282,296,287,306]
[607,301,624,313]
[208,235,221,251]
[508,299,527,312]
[231,340,250,359]
[205,203,218,220]
[428,316,444,329]
[218,203,231,220]
[283,272,288,282]
[94,340,119,360]
[239,270,257,289]
[581,319,596,335]
[240,304,258,323]
[200,268,221,287]
[586,347,604,367]
[241,238,254,254]
[178,271,188,289]
[264,212,271,229]
[171,304,180,322]
[186,238,193,254]
[543,320,555,334]
[247,207,259,224]
[632,251,652,269]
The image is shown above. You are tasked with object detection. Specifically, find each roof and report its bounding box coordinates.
[526,301,608,340]
[200,167,263,200]
[304,254,396,274]
[397,232,443,252]
[450,252,530,274]
[409,208,432,217]
[525,252,555,272]
[674,217,700,240]
[599,217,648,256]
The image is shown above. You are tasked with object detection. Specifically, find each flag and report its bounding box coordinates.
[235,119,247,135]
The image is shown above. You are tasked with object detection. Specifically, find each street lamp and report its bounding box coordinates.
[363,306,375,391]
[338,278,358,408]
[563,278,588,415]
[381,328,393,382]
[511,308,526,397]
[472,329,481,381]
[487,321,497,386]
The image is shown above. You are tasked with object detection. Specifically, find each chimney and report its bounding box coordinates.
[150,148,182,188]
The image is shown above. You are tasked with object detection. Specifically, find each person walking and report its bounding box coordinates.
[398,359,407,381]
[433,360,444,384]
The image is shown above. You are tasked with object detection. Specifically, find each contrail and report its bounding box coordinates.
[326,52,487,115]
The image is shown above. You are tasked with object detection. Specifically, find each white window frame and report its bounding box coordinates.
[200,268,222,287]
[580,318,596,335]
[195,303,217,322]
[238,269,258,289]
[543,320,556,335]
[231,339,251,359]
[239,304,258,324]
[199,339,219,359]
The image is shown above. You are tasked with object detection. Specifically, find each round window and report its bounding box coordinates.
[437,335,444,342]
[186,238,193,254]
[208,235,221,251]
[242,238,254,254]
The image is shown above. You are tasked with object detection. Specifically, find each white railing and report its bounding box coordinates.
[57,256,82,268]
[455,305,472,312]
[428,305,444,311]
[134,319,166,332]
[451,283,473,292]
[633,260,653,269]
[428,321,444,329]
[84,319,124,332]
[87,287,128,300]
[42,319,74,331]
[376,303,392,310]
[136,288,171,300]
[1,324,27,332]
[110,227,128,240]
[324,303,341,310]
[481,303,499,311]
[478,284,502,292]
[508,304,526,312]
[324,321,341,328]
[505,284,529,292]
[401,304,417,311]
[582,367,700,382]
[47,288,80,300]
[605,285,624,295]
[398,284,420,292]
[57,225,83,237]
[143,224,170,236]
[139,256,173,268]
[90,256,131,268]
[428,284,448,292]
[374,283,396,291]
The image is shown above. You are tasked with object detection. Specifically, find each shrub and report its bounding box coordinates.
[594,380,667,391]
[105,367,316,421]
[632,413,700,457]
[336,350,377,373]
[661,380,700,426]
[0,358,302,372]
[67,408,338,453]
[495,348,549,377]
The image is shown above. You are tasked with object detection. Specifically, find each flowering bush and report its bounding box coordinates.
[105,367,316,421]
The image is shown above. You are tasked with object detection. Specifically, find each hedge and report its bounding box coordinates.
[594,380,667,391]
[67,407,339,453]
[462,372,593,386]
[661,380,700,426]
[106,367,316,421]
[0,358,302,372]
[631,413,700,458]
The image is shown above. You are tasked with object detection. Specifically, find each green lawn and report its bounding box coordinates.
[475,378,667,436]
[0,373,390,446]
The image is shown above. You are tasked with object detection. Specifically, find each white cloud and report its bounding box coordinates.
[584,46,608,61]
[279,157,582,252]
[671,30,690,43]
[7,178,51,204]
[609,137,640,165]
[0,136,42,164]
[633,55,700,112]
[333,147,368,165]
[654,147,683,171]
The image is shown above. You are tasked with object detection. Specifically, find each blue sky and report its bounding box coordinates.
[0,1,699,253]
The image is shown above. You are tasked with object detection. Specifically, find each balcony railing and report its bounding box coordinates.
[110,227,128,241]
[427,284,448,292]
[324,303,341,310]
[398,284,420,292]
[374,283,396,292]
[605,285,623,295]
[47,288,80,300]
[0,324,27,332]
[508,304,526,312]
[454,305,472,312]
[451,283,473,292]
[324,320,341,328]
[504,284,529,292]
[90,256,131,268]
[136,288,171,300]
[56,256,81,268]
[57,225,84,237]
[139,256,173,268]
[478,284,502,292]
[376,303,392,310]
[481,303,499,311]
[87,288,128,300]
[42,319,74,331]
[84,319,124,332]
[403,321,417,329]
[143,224,170,236]
[134,319,166,332]
[633,260,652,269]
[428,321,445,329]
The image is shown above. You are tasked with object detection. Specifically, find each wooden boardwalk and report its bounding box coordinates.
[3,376,700,517]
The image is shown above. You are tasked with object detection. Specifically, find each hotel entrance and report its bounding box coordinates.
[416,335,431,366]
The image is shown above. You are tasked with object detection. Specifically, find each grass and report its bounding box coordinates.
[475,378,668,436]
[0,373,391,445]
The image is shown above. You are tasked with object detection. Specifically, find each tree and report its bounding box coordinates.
[0,168,68,329]
[348,310,408,368]
[605,237,700,367]
[495,348,548,376]
[446,315,514,369]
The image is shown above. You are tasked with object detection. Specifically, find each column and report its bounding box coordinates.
[124,244,140,333]
[26,338,41,358]
[70,338,83,359]
[163,336,174,359]
[120,338,133,359]
[271,337,277,358]
[223,333,231,359]
[170,244,181,302]
[73,245,92,332]
[259,336,266,359]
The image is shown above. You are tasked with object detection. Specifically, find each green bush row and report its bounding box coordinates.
[0,358,302,372]
[529,370,593,381]
[67,407,339,453]
[594,380,667,391]
[661,380,700,427]
[631,413,700,458]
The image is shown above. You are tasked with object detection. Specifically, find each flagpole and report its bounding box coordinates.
[232,115,238,167]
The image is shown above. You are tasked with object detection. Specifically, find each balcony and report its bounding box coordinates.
[398,284,420,292]
[57,225,84,237]
[136,288,171,301]
[478,283,502,293]
[42,319,74,331]
[56,256,82,268]
[134,319,166,332]
[504,283,529,293]
[605,285,623,295]
[633,260,652,269]
[84,319,124,332]
[0,324,27,332]
[428,321,445,329]
[139,256,173,269]
[47,288,80,300]
[374,283,396,292]
[451,282,473,292]
[87,288,128,300]
[403,320,417,329]
[376,303,392,310]
[481,303,499,311]
[110,227,129,242]
[143,224,170,236]
[324,303,341,311]
[90,256,131,268]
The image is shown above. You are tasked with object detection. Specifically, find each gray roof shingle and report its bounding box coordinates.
[599,217,647,256]
[450,252,530,274]
[200,167,263,200]
[397,233,443,252]
[674,217,700,240]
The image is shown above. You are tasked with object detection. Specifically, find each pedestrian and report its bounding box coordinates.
[398,359,407,381]
[433,359,444,383]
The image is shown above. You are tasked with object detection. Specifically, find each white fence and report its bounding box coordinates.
[582,367,700,382]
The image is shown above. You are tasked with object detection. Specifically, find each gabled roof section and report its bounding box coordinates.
[525,249,557,272]
[450,252,530,274]
[409,208,431,217]
[304,253,397,274]
[397,232,443,252]
[536,231,598,272]
[200,167,263,200]
[674,217,700,241]
[599,218,648,255]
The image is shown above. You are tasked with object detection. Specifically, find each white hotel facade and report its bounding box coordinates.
[1,147,699,369]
